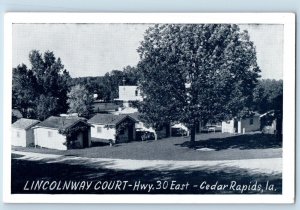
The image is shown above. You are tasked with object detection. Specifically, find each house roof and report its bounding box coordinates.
[35,116,91,131]
[93,102,120,112]
[12,109,23,118]
[12,118,40,130]
[126,112,142,122]
[260,110,275,118]
[88,114,137,125]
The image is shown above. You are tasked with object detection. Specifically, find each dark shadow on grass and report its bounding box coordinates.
[175,133,282,150]
[91,141,110,147]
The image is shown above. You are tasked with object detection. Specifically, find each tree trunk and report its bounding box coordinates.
[190,124,196,143]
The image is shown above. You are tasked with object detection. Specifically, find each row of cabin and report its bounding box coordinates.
[11,114,191,150]
[221,111,280,135]
[12,115,138,150]
[12,117,92,150]
[11,112,278,150]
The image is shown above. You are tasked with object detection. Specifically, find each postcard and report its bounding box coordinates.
[3,13,295,203]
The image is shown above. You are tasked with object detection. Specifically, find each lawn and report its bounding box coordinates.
[11,132,282,194]
[12,132,282,161]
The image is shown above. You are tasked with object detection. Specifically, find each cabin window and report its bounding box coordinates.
[16,131,20,138]
[250,118,254,125]
[97,127,102,133]
[135,90,138,96]
[48,131,52,137]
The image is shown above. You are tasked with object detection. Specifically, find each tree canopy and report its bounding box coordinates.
[71,65,140,102]
[67,84,94,118]
[137,24,261,142]
[253,79,283,114]
[12,50,72,120]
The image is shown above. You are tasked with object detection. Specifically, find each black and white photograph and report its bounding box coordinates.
[3,13,295,203]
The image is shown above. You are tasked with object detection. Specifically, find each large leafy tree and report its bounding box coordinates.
[137,24,261,142]
[12,50,72,120]
[253,79,283,114]
[67,84,94,118]
[122,65,140,85]
[12,64,37,117]
[35,94,58,120]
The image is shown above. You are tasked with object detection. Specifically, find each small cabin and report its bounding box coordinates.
[33,116,92,150]
[222,115,260,134]
[88,114,137,144]
[11,118,40,147]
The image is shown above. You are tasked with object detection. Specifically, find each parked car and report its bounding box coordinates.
[201,125,222,133]
[171,127,188,136]
[136,130,156,141]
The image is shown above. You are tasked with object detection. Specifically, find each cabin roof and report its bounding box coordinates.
[35,116,91,131]
[88,114,137,125]
[12,118,40,130]
[12,109,23,118]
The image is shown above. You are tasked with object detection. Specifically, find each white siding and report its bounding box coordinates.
[238,116,260,133]
[91,124,116,141]
[222,117,260,134]
[11,128,27,147]
[222,120,235,133]
[117,86,143,102]
[34,127,67,150]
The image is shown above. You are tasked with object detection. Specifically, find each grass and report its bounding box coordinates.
[12,132,282,161]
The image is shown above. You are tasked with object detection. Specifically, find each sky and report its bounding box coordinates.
[12,23,283,80]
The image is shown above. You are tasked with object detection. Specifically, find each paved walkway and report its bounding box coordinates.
[12,150,282,175]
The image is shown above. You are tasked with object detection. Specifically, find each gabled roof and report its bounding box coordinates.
[88,114,137,125]
[260,110,275,118]
[126,112,142,122]
[35,116,92,131]
[12,109,23,118]
[12,118,40,130]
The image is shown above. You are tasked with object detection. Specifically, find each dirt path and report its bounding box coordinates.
[12,150,282,175]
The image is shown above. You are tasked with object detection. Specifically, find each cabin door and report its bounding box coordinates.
[128,123,134,141]
[82,130,89,148]
[234,119,238,133]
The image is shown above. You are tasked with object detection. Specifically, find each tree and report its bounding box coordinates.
[122,65,140,85]
[12,50,72,120]
[137,24,261,143]
[253,79,283,113]
[12,64,37,117]
[35,94,58,120]
[253,79,283,135]
[67,85,94,118]
[29,50,72,114]
[70,65,140,102]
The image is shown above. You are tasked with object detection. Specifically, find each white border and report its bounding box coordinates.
[3,13,295,204]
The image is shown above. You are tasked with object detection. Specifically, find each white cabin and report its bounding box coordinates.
[33,116,92,150]
[11,118,40,147]
[222,115,260,134]
[88,114,137,144]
